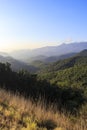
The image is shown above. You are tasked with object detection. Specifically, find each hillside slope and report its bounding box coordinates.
[0,55,38,72]
[39,50,87,73]
[38,50,87,101]
[0,88,86,130]
[0,50,87,130]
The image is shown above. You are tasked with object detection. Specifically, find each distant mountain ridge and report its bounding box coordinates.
[31,42,87,56]
[0,49,87,73]
[43,52,77,63]
[9,42,87,61]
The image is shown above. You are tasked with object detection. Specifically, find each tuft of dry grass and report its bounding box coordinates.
[0,88,87,130]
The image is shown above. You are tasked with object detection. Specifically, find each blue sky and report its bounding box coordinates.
[0,0,87,51]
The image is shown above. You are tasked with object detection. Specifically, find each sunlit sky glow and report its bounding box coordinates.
[0,0,87,52]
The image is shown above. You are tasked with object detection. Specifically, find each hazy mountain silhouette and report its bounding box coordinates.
[43,53,76,63]
[10,42,87,61]
[0,55,38,72]
[31,42,87,56]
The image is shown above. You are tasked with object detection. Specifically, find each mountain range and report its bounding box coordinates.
[9,42,87,61]
[0,42,87,72]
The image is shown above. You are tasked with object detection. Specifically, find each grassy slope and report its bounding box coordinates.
[0,88,87,130]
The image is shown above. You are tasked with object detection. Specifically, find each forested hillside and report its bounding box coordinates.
[0,50,87,130]
[39,50,87,73]
[38,50,87,104]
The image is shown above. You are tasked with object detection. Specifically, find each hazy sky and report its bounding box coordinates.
[0,0,87,52]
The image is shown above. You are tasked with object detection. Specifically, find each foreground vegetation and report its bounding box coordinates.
[0,50,87,129]
[0,62,86,114]
[0,88,87,130]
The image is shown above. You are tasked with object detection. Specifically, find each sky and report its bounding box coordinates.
[0,0,87,52]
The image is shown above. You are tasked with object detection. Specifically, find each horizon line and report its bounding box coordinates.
[0,41,87,53]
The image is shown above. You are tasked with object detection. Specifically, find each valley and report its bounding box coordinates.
[0,43,87,130]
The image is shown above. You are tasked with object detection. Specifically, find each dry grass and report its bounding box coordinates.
[0,88,87,130]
